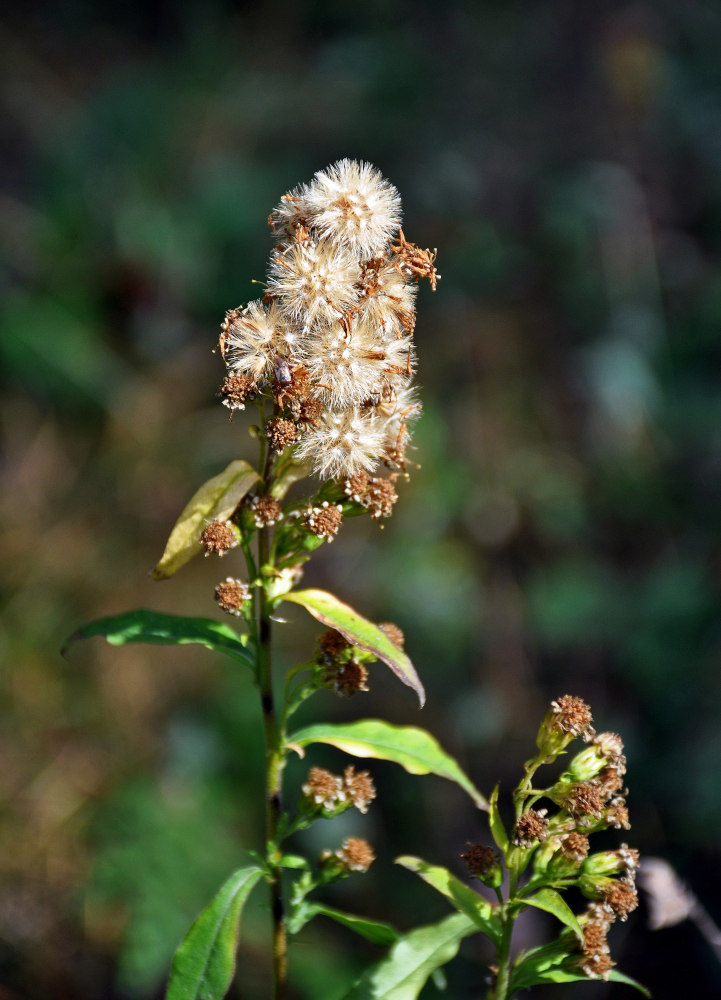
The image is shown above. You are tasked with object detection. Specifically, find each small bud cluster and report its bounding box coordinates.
[301,765,376,816]
[214,577,250,616]
[320,836,375,878]
[463,696,639,986]
[201,519,239,557]
[316,628,371,696]
[218,160,438,482]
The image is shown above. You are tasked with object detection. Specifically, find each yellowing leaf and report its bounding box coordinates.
[152,460,258,580]
[281,589,425,705]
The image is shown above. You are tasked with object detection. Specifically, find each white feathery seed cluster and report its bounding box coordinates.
[218,159,438,480]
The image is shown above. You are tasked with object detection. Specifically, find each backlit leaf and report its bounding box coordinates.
[152,460,258,580]
[289,719,487,809]
[281,589,424,705]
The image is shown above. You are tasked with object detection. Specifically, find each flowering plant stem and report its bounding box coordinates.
[65,162,647,1000]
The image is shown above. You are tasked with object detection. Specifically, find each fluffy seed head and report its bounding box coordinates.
[304,159,402,258]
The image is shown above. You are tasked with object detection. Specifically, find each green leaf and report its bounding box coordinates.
[508,938,576,991]
[281,589,425,706]
[395,856,500,945]
[306,904,399,946]
[166,866,263,1000]
[512,888,583,942]
[64,610,253,668]
[152,460,258,580]
[488,784,508,852]
[516,964,650,995]
[607,970,651,996]
[340,913,477,1000]
[289,719,487,809]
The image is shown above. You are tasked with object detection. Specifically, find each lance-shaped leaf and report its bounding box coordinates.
[512,959,650,995]
[512,888,583,942]
[64,610,253,669]
[304,904,399,946]
[152,460,258,580]
[280,589,425,706]
[341,913,477,1000]
[288,719,487,809]
[166,866,263,1000]
[396,856,501,945]
[488,783,508,852]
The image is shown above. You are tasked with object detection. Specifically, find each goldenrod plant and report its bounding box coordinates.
[67,161,647,1000]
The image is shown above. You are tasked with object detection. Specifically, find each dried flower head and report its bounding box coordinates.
[201,519,239,557]
[266,417,299,452]
[343,767,376,814]
[318,628,350,662]
[551,695,594,738]
[324,659,370,697]
[512,809,549,848]
[247,494,283,528]
[218,161,435,484]
[602,877,639,920]
[214,578,249,616]
[219,373,256,411]
[560,832,590,863]
[565,781,605,821]
[336,836,376,873]
[378,622,405,649]
[302,767,344,811]
[461,843,503,887]
[605,796,631,831]
[305,502,343,540]
[303,159,402,258]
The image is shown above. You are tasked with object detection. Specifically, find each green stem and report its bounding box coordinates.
[257,521,287,1000]
[254,414,287,1000]
[489,856,521,1000]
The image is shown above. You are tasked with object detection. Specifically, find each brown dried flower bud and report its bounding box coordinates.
[512,808,549,848]
[266,416,299,452]
[248,494,283,527]
[219,373,256,411]
[318,629,350,662]
[201,519,239,557]
[343,473,398,519]
[378,622,405,649]
[461,843,503,887]
[325,659,370,697]
[337,836,375,872]
[536,694,595,758]
[365,477,398,519]
[565,782,605,821]
[560,832,590,863]
[305,502,343,540]
[302,767,344,811]
[214,578,249,616]
[343,766,376,814]
[344,471,371,501]
[597,765,625,799]
[605,797,631,831]
[551,695,594,738]
[296,398,324,428]
[602,878,639,920]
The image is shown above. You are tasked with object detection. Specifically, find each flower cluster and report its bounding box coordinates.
[301,765,376,816]
[462,696,639,986]
[218,159,438,481]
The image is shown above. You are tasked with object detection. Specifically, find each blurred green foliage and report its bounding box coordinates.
[3,1,721,997]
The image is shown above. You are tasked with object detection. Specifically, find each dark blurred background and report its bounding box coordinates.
[3,1,721,997]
